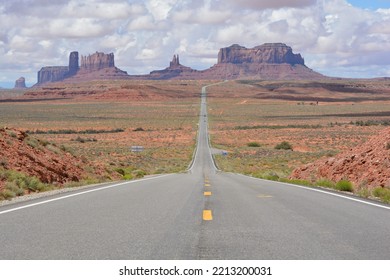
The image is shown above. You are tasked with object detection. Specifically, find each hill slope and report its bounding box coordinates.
[291,127,390,188]
[0,128,108,199]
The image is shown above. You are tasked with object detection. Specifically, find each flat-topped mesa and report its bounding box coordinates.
[37,51,79,84]
[80,52,115,71]
[218,43,305,65]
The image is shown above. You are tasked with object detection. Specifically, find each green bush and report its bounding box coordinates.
[373,187,390,203]
[132,169,146,179]
[247,142,261,147]
[335,180,354,192]
[280,178,314,187]
[275,141,293,150]
[316,179,336,189]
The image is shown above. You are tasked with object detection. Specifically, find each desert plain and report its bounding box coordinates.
[1,78,390,202]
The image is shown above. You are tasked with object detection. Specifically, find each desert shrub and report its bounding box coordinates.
[115,167,136,180]
[132,169,146,178]
[280,178,314,187]
[115,168,126,176]
[257,171,280,181]
[373,187,390,203]
[7,131,17,138]
[0,189,16,200]
[5,181,24,196]
[133,127,145,132]
[316,179,336,189]
[275,141,293,150]
[335,180,354,192]
[247,142,261,147]
[25,137,39,148]
[73,136,97,143]
[123,174,133,180]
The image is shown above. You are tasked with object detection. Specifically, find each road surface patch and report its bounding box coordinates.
[257,194,273,198]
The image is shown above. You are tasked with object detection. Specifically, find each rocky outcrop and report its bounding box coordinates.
[291,127,390,188]
[218,43,305,65]
[68,51,79,76]
[170,54,180,67]
[36,51,127,85]
[37,51,79,84]
[34,43,325,83]
[197,43,323,80]
[37,66,69,84]
[80,52,115,71]
[149,54,198,79]
[0,128,86,189]
[149,43,322,80]
[14,77,26,88]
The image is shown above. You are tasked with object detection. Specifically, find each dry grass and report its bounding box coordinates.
[208,79,390,179]
[0,80,207,176]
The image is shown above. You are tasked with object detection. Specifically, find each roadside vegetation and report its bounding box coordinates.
[0,169,52,200]
[0,80,202,202]
[208,80,390,204]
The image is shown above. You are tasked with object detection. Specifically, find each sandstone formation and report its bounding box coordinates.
[200,43,323,80]
[149,54,198,79]
[218,43,304,65]
[37,66,69,84]
[68,51,79,76]
[80,52,115,71]
[291,127,390,188]
[148,43,323,80]
[37,51,79,84]
[35,43,325,84]
[36,51,126,85]
[14,77,26,88]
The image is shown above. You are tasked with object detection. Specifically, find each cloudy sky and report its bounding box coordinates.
[1,0,390,87]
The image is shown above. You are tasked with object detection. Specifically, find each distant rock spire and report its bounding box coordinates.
[170,54,180,67]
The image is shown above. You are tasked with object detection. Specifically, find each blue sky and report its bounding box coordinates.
[1,0,390,88]
[348,0,390,9]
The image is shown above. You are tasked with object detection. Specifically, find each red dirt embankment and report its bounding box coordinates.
[0,128,91,191]
[291,127,390,188]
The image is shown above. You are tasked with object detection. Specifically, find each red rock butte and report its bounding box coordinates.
[35,43,325,85]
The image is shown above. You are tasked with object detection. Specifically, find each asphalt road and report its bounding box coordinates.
[1,83,390,259]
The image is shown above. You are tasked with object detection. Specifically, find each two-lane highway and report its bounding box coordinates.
[1,83,390,259]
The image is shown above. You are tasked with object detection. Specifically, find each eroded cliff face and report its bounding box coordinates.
[37,66,69,84]
[217,43,305,65]
[36,51,124,85]
[80,52,115,71]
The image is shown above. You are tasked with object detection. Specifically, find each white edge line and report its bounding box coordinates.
[234,173,390,211]
[0,174,173,216]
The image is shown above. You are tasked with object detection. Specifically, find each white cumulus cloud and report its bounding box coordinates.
[1,0,390,86]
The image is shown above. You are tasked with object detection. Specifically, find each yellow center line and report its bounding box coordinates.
[204,183,211,187]
[204,191,212,196]
[203,210,213,221]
